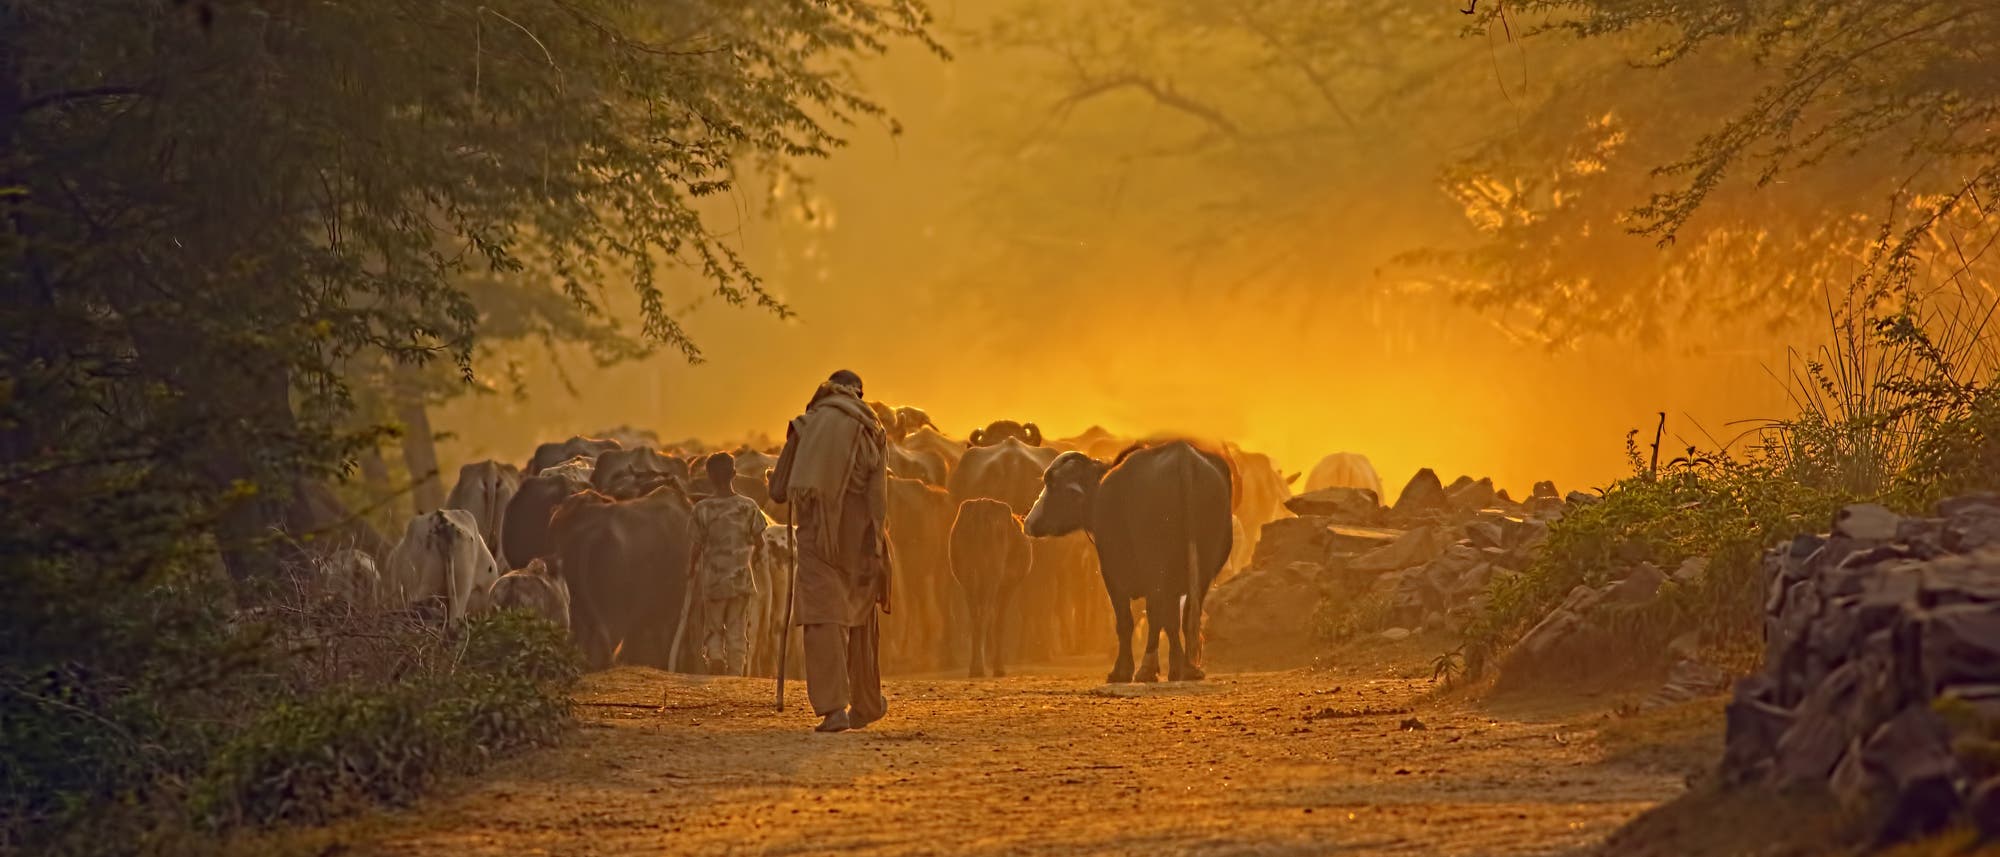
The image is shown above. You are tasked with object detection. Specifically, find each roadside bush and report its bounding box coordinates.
[2,579,577,854]
[1473,289,1996,673]
[1468,452,1848,670]
[189,617,574,830]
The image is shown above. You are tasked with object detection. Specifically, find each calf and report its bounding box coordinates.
[487,557,571,630]
[949,498,1034,678]
[886,476,956,671]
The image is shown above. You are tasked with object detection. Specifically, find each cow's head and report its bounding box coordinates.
[867,400,897,430]
[969,420,1042,448]
[1024,451,1109,537]
[891,406,936,441]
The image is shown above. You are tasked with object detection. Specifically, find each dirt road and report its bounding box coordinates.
[358,650,1686,856]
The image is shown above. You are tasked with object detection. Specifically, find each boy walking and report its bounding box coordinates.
[688,452,768,675]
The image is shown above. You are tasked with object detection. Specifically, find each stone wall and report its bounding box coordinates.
[1724,496,2000,845]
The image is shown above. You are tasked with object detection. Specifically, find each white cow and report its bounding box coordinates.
[747,522,798,678]
[445,459,520,567]
[385,509,500,623]
[1305,452,1385,498]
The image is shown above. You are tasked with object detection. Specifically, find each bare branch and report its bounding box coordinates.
[1050,74,1241,139]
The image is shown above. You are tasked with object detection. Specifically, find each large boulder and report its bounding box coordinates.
[1284,487,1382,524]
[1205,561,1332,656]
[1857,706,1962,844]
[1917,602,2000,696]
[1249,516,1335,570]
[1773,661,1866,787]
[1523,480,1564,519]
[1447,477,1497,513]
[1392,468,1451,518]
[1835,503,1903,541]
[1324,525,1405,557]
[1501,603,1612,681]
[1722,677,1793,781]
[1602,562,1666,607]
[1349,525,1448,573]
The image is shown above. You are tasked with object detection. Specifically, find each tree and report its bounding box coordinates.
[1470,1,2000,313]
[965,0,1498,310]
[1,0,943,586]
[960,0,1999,346]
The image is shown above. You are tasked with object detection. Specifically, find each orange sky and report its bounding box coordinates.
[435,1,1806,499]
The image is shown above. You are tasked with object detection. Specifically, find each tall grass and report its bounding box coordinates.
[1759,286,1997,499]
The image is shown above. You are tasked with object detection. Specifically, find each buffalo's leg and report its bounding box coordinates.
[1179,593,1206,681]
[1107,594,1136,683]
[1136,592,1167,683]
[1159,589,1196,681]
[965,590,987,678]
[991,581,1016,678]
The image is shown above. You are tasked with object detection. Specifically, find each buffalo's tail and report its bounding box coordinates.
[1180,448,1205,667]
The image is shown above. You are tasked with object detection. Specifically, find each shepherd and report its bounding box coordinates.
[768,369,891,733]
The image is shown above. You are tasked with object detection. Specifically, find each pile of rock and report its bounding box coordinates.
[1724,496,2000,844]
[1497,553,1711,684]
[1206,468,1586,654]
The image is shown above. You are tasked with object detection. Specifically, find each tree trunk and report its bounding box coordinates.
[397,394,445,515]
[359,443,393,507]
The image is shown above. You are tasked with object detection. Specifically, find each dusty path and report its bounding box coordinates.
[358,651,1684,856]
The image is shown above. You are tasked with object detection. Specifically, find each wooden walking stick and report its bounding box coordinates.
[667,551,702,674]
[776,508,799,712]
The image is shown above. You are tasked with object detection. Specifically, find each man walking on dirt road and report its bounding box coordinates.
[768,369,890,733]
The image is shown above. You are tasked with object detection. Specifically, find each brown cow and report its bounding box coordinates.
[949,498,1034,678]
[885,476,957,671]
[866,401,938,442]
[1223,444,1292,575]
[548,485,696,670]
[1057,426,1129,461]
[887,442,951,487]
[948,437,1078,663]
[901,427,965,481]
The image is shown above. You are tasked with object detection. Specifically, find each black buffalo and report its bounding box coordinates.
[1024,441,1232,683]
[501,471,590,570]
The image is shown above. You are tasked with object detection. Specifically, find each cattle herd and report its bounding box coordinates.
[304,403,1387,683]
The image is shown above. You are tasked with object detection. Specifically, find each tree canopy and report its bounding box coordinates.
[1,0,941,584]
[954,0,2000,346]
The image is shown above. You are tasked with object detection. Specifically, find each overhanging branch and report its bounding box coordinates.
[1052,74,1241,139]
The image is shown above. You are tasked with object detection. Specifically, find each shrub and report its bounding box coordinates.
[190,620,572,828]
[1472,287,1999,675]
[1467,452,1849,672]
[1,583,577,852]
